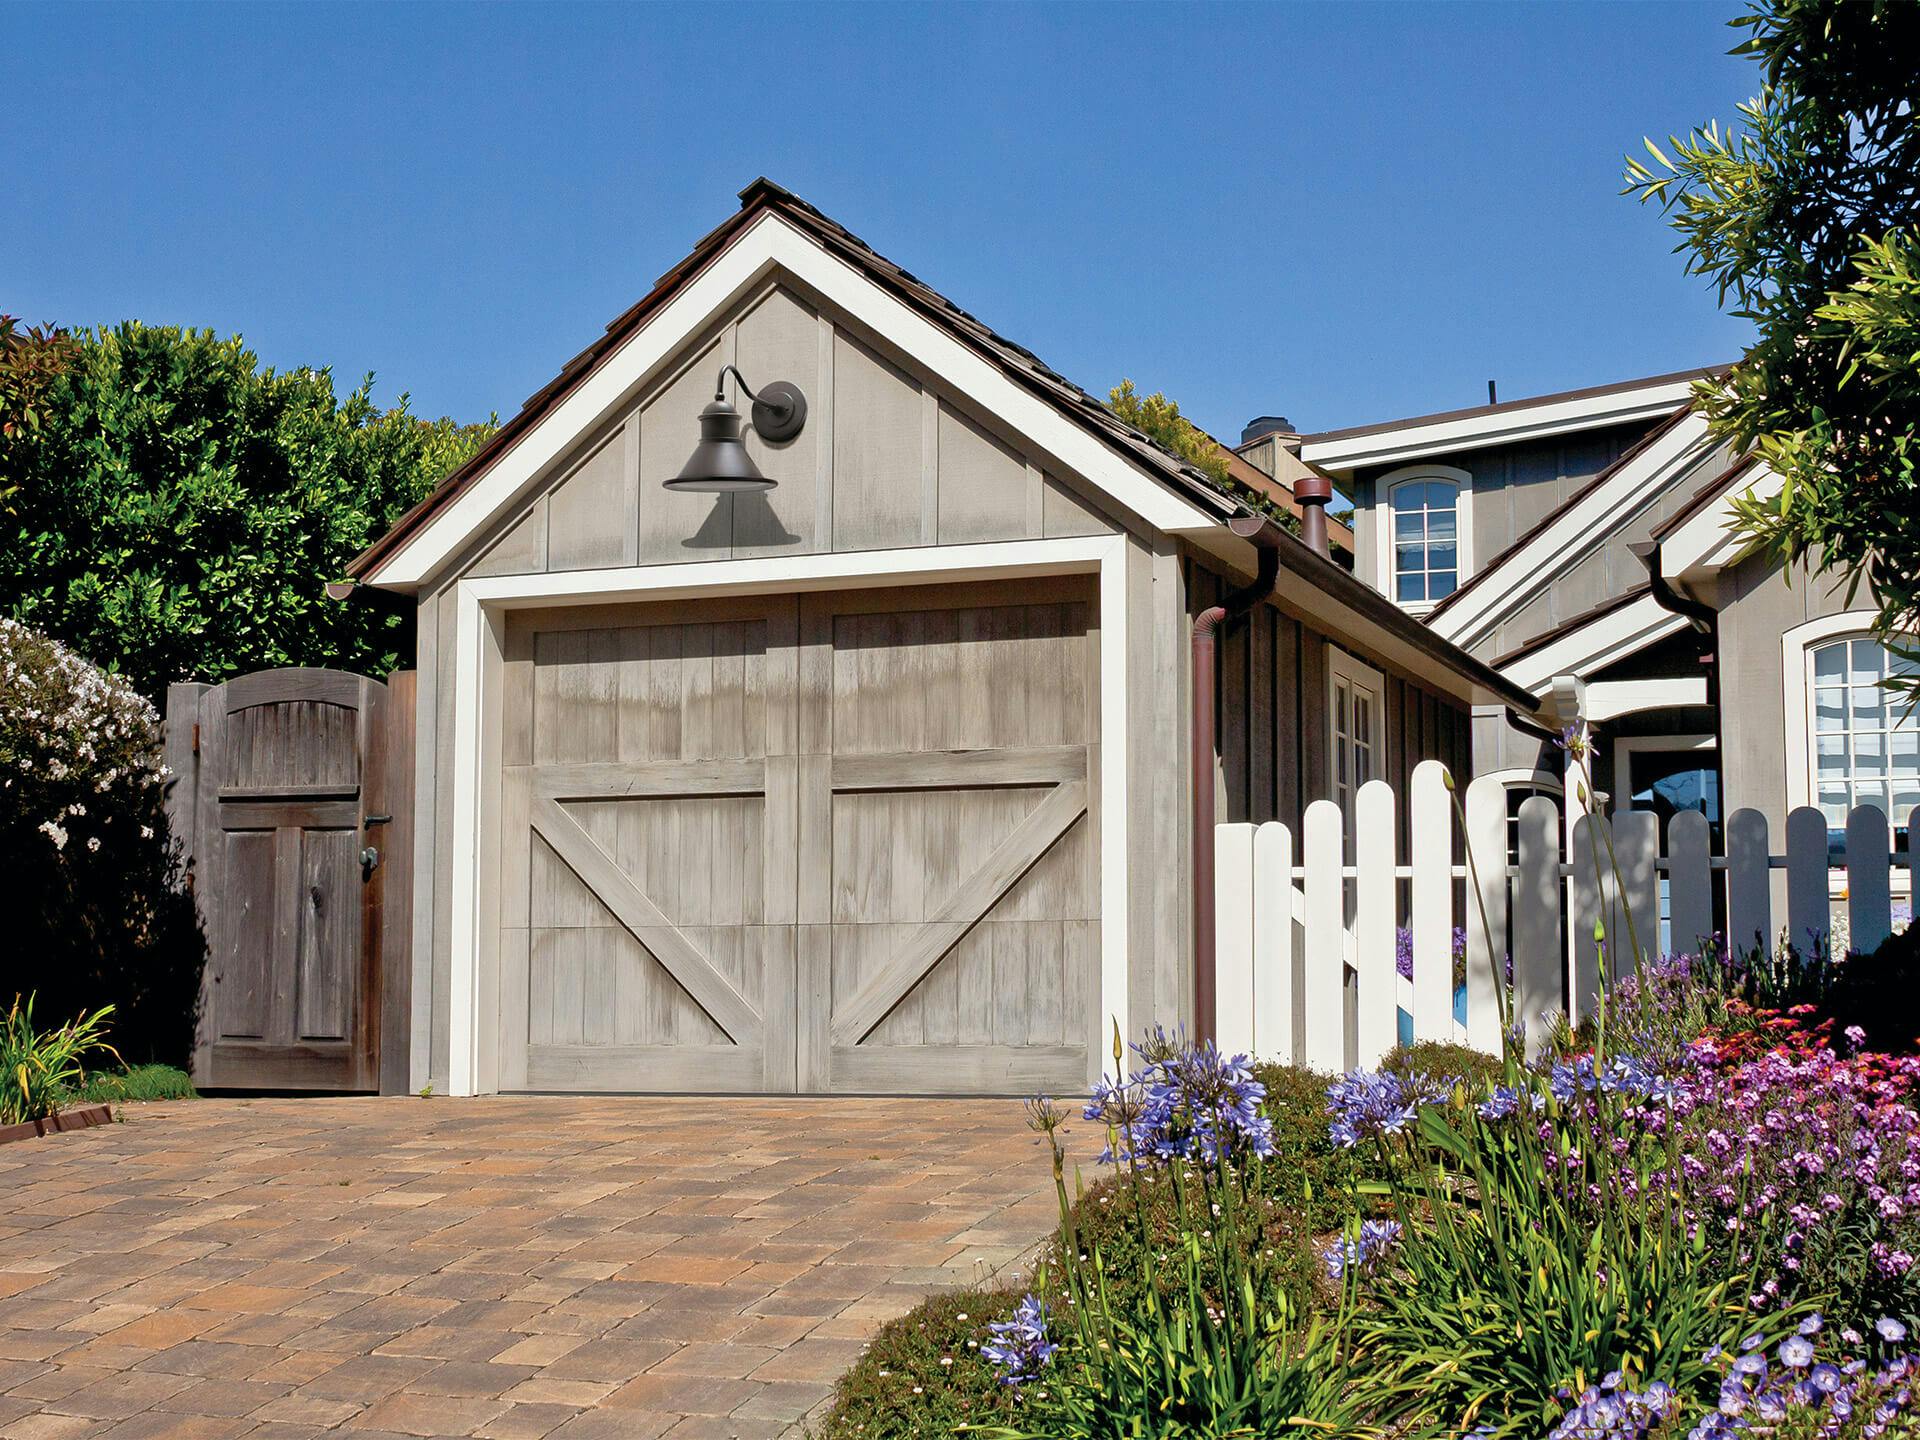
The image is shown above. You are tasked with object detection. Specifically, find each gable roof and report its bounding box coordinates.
[353,179,1284,585]
[1297,366,1725,475]
[1422,404,1724,650]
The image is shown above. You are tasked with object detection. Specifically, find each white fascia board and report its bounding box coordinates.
[1500,593,1688,695]
[459,534,1123,609]
[1660,460,1775,588]
[1587,676,1708,723]
[1300,381,1699,475]
[367,215,1215,590]
[1428,409,1718,651]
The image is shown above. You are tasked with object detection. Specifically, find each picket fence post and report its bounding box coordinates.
[1303,800,1345,1073]
[1214,823,1257,1057]
[1786,806,1830,954]
[1726,807,1772,957]
[1355,780,1397,1067]
[1668,809,1714,958]
[1512,794,1560,1057]
[1410,761,1453,1044]
[1252,822,1293,1065]
[1462,772,1507,1054]
[1848,806,1893,953]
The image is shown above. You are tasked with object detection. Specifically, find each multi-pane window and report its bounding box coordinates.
[1811,636,1920,833]
[1331,665,1378,827]
[1392,480,1459,603]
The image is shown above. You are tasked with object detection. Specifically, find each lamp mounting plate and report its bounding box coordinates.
[750,381,808,444]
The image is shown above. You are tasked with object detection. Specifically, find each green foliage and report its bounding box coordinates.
[810,1065,1362,1440]
[809,1286,1027,1439]
[1349,1056,1785,1433]
[1249,1061,1388,1235]
[0,316,81,509]
[63,1063,196,1106]
[1107,379,1231,487]
[1804,921,1920,1054]
[0,321,496,699]
[1005,1146,1421,1440]
[1625,0,1920,662]
[1,618,202,1065]
[1,995,118,1125]
[1380,1040,1505,1092]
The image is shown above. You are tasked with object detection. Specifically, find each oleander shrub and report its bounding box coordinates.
[0,619,203,1064]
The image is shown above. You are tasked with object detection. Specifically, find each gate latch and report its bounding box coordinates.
[361,814,390,876]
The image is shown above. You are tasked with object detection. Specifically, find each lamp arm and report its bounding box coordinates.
[713,364,793,419]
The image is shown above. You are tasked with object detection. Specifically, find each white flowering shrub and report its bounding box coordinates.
[0,618,201,1064]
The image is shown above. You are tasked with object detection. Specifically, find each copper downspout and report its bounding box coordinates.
[1191,509,1298,1043]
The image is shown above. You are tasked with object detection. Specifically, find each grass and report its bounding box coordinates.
[62,1063,197,1106]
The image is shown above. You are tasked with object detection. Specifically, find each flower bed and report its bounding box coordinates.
[815,951,1920,1439]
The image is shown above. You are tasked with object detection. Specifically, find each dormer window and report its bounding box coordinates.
[1379,465,1472,610]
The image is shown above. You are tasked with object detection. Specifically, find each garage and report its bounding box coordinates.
[496,578,1097,1094]
[351,182,1521,1097]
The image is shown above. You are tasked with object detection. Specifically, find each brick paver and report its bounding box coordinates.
[0,1096,1090,1438]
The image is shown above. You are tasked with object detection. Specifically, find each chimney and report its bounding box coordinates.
[1293,472,1333,557]
[1240,414,1294,446]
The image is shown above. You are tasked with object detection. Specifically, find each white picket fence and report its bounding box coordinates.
[1213,759,1914,1070]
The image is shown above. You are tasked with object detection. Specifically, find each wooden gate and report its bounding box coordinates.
[166,668,413,1091]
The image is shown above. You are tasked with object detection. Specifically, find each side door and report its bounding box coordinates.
[192,670,390,1090]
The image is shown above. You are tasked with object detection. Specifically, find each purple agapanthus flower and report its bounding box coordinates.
[1323,1218,1401,1281]
[1325,1068,1450,1149]
[981,1293,1057,1386]
[1085,1029,1273,1166]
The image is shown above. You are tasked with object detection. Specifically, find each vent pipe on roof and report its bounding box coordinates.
[1293,473,1333,558]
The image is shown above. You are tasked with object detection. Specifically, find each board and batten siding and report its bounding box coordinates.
[1186,560,1472,847]
[456,282,1118,583]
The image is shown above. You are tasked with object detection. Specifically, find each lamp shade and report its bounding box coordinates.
[665,398,774,492]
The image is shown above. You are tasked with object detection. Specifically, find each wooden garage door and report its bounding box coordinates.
[498,579,1096,1094]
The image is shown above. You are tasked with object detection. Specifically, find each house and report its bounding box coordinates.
[348,180,1539,1097]
[1254,369,1913,947]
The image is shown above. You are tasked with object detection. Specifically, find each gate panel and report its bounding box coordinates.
[168,668,407,1091]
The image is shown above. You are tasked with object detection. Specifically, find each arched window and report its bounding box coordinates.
[1809,634,1920,832]
[1380,466,1471,608]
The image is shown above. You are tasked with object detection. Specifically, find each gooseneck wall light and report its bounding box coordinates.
[664,365,808,492]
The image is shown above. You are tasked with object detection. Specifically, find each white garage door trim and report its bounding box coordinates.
[444,533,1132,1095]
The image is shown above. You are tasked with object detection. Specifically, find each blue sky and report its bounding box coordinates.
[5,2,1758,442]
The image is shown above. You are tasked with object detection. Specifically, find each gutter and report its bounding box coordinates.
[1191,513,1284,1044]
[1629,539,1717,636]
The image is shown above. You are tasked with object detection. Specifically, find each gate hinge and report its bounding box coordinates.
[192,722,201,755]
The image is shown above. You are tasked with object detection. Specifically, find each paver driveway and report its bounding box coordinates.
[0,1096,1092,1440]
